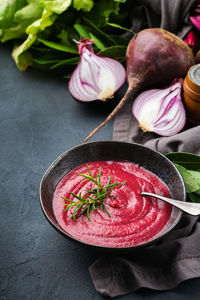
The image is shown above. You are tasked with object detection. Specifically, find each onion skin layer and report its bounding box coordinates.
[83,28,194,143]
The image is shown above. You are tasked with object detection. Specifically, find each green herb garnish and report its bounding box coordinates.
[62,164,126,221]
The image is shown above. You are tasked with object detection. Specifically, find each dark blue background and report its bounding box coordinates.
[1,44,200,300]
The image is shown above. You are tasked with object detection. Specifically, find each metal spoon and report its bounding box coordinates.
[142,192,200,216]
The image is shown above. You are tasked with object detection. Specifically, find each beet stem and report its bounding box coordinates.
[83,85,138,143]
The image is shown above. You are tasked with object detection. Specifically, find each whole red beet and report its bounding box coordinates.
[84,28,194,143]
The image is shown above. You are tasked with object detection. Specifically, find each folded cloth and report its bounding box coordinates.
[90,115,200,297]
[89,215,200,297]
[89,1,200,297]
[90,106,200,298]
[128,0,196,38]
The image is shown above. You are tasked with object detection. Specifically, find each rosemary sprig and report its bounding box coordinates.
[61,164,126,221]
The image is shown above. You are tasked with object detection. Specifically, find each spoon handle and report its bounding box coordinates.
[142,192,200,216]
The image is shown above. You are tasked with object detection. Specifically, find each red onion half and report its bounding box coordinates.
[68,39,126,102]
[132,79,186,136]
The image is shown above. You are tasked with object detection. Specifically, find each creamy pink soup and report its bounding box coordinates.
[53,161,172,247]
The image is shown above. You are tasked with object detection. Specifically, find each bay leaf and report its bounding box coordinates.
[166,152,200,171]
[174,164,199,193]
[188,192,200,203]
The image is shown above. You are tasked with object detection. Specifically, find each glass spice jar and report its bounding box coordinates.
[183,64,200,124]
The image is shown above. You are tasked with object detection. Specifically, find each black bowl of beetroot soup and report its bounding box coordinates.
[39,141,186,252]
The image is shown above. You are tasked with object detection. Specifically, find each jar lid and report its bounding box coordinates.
[184,64,200,96]
[188,64,200,86]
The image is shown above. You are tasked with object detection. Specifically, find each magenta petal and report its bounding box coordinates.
[191,15,200,21]
[184,30,195,47]
[190,16,200,31]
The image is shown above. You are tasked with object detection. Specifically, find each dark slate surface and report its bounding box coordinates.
[1,44,200,300]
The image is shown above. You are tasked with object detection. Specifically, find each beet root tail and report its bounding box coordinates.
[83,86,136,143]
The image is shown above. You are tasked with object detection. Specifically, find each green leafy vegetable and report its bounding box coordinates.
[0,0,26,29]
[0,0,130,74]
[89,32,106,50]
[50,57,79,69]
[33,58,61,64]
[73,0,94,12]
[88,0,120,26]
[26,10,57,35]
[12,34,36,70]
[74,24,90,39]
[37,38,78,53]
[0,0,43,42]
[83,16,117,46]
[98,45,126,60]
[41,0,72,14]
[106,21,135,34]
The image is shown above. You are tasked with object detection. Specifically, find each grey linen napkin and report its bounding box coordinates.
[89,215,200,297]
[127,0,196,38]
[89,0,200,297]
[90,112,200,297]
[90,100,200,296]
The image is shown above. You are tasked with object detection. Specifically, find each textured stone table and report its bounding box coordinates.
[1,44,200,300]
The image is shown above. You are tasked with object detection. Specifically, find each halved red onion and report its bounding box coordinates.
[132,79,186,136]
[68,39,126,102]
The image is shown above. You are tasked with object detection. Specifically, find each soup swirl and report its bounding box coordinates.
[53,161,172,247]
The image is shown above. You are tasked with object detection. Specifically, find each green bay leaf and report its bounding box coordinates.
[189,170,200,182]
[189,170,200,194]
[166,152,200,170]
[175,163,199,193]
[188,192,200,203]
